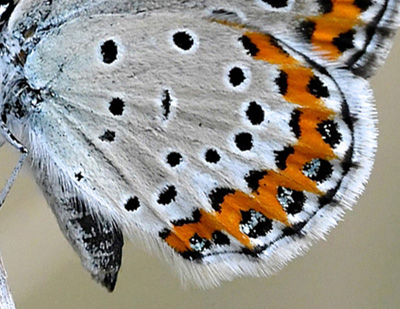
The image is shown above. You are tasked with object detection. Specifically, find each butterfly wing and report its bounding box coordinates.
[1,0,399,288]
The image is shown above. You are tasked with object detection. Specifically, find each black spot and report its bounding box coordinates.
[172,209,201,226]
[274,146,294,170]
[298,20,316,42]
[189,233,211,252]
[239,209,272,238]
[124,196,140,212]
[317,120,342,148]
[276,70,288,96]
[235,132,253,151]
[229,67,246,87]
[173,31,194,51]
[332,29,355,52]
[159,229,171,239]
[74,172,84,182]
[289,109,302,138]
[318,188,337,207]
[307,75,329,98]
[239,35,260,57]
[101,40,118,64]
[317,0,333,14]
[303,159,333,182]
[281,221,306,237]
[212,231,230,246]
[246,102,265,125]
[245,170,268,191]
[157,185,177,205]
[109,98,124,116]
[166,152,183,167]
[277,187,305,215]
[261,0,289,9]
[181,249,202,261]
[161,89,172,119]
[354,0,372,11]
[205,149,221,164]
[209,188,235,211]
[99,130,116,142]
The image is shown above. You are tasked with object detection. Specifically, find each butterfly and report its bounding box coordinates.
[0,0,399,293]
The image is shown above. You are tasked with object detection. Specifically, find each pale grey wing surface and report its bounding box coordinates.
[0,0,398,288]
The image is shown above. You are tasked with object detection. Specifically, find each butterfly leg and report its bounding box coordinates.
[0,121,28,208]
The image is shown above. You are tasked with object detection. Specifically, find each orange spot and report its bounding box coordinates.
[309,0,363,59]
[165,28,340,256]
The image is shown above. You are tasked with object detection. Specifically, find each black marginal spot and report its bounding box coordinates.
[277,187,305,215]
[173,31,194,51]
[101,40,118,64]
[317,120,342,148]
[161,89,172,119]
[189,233,211,252]
[159,229,171,240]
[229,67,246,87]
[261,0,289,9]
[239,209,272,238]
[157,185,177,205]
[209,188,235,212]
[354,0,372,12]
[245,170,268,192]
[212,231,230,246]
[109,98,125,116]
[124,196,140,212]
[181,250,202,261]
[303,159,333,182]
[239,35,260,57]
[246,102,265,125]
[166,152,183,167]
[289,109,302,138]
[282,221,306,237]
[74,172,84,182]
[235,132,253,151]
[307,75,329,98]
[172,209,201,226]
[275,70,288,96]
[318,188,337,207]
[317,0,333,14]
[274,146,294,170]
[99,130,116,142]
[205,149,221,164]
[332,29,355,52]
[298,20,316,42]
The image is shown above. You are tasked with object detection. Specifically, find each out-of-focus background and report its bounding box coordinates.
[0,32,399,309]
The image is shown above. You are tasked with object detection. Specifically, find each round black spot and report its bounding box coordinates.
[235,132,253,151]
[101,40,118,64]
[189,233,211,252]
[109,98,124,116]
[317,120,342,148]
[173,31,195,51]
[205,149,221,164]
[239,209,272,238]
[229,67,246,87]
[157,185,177,205]
[246,101,265,125]
[166,152,182,167]
[125,196,140,212]
[277,187,305,215]
[74,172,84,182]
[99,130,116,142]
[303,158,333,182]
[262,0,289,8]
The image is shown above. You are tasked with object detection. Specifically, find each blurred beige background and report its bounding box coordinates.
[0,34,399,309]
